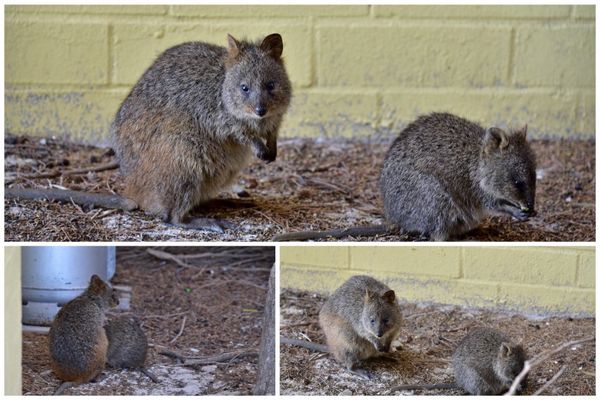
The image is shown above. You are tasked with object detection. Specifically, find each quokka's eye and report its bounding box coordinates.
[240,84,249,93]
[266,81,275,91]
[514,180,526,193]
[370,319,375,325]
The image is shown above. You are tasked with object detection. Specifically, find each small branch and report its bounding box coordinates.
[158,348,187,363]
[280,322,313,329]
[183,349,258,366]
[143,311,189,320]
[505,336,594,396]
[6,160,119,183]
[5,187,137,211]
[170,316,187,344]
[147,248,272,272]
[159,348,258,366]
[146,248,197,269]
[532,365,567,395]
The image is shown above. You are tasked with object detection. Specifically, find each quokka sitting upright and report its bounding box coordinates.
[319,275,402,378]
[380,112,536,241]
[112,33,292,232]
[49,275,119,394]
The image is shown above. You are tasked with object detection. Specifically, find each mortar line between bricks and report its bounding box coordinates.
[575,253,581,287]
[507,27,516,86]
[575,93,583,133]
[368,4,375,18]
[107,23,113,85]
[458,247,464,279]
[346,247,351,271]
[309,16,316,88]
[374,91,383,129]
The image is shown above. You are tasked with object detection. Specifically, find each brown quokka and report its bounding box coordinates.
[319,275,402,378]
[274,112,536,242]
[452,327,527,395]
[105,316,158,383]
[49,275,119,395]
[112,33,292,232]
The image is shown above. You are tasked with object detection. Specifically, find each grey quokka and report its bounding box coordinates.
[274,112,536,241]
[381,112,536,240]
[105,316,158,382]
[452,327,527,395]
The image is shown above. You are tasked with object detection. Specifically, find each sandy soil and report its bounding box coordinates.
[5,135,595,242]
[21,246,274,395]
[280,289,595,396]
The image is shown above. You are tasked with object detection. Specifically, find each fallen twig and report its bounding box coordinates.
[159,347,258,366]
[170,315,187,344]
[147,248,273,271]
[532,365,567,395]
[146,248,197,269]
[6,160,119,183]
[505,336,594,396]
[5,187,137,211]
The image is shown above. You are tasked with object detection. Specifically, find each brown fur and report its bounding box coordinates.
[318,275,402,371]
[112,33,291,226]
[49,275,119,387]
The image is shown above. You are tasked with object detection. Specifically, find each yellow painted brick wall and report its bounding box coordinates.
[280,246,595,317]
[5,5,595,143]
[4,247,22,395]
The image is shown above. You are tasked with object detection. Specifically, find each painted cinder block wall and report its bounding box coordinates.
[280,246,595,317]
[5,5,595,144]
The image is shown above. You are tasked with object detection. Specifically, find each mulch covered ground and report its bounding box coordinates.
[22,246,274,395]
[280,289,595,396]
[4,135,595,241]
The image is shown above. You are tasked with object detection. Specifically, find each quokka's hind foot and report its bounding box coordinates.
[140,367,159,383]
[53,381,76,396]
[171,217,236,233]
[349,367,372,380]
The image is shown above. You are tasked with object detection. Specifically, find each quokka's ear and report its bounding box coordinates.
[515,124,528,140]
[260,33,283,60]
[225,34,241,67]
[89,274,107,293]
[500,342,513,358]
[382,290,396,304]
[483,127,509,154]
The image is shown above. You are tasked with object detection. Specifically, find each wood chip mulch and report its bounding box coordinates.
[4,135,594,241]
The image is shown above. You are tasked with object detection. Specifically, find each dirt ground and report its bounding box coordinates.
[4,135,594,242]
[280,289,595,396]
[21,246,274,395]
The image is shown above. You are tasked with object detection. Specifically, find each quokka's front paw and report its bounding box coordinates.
[257,147,277,163]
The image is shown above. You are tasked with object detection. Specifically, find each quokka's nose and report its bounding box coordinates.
[255,106,267,117]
